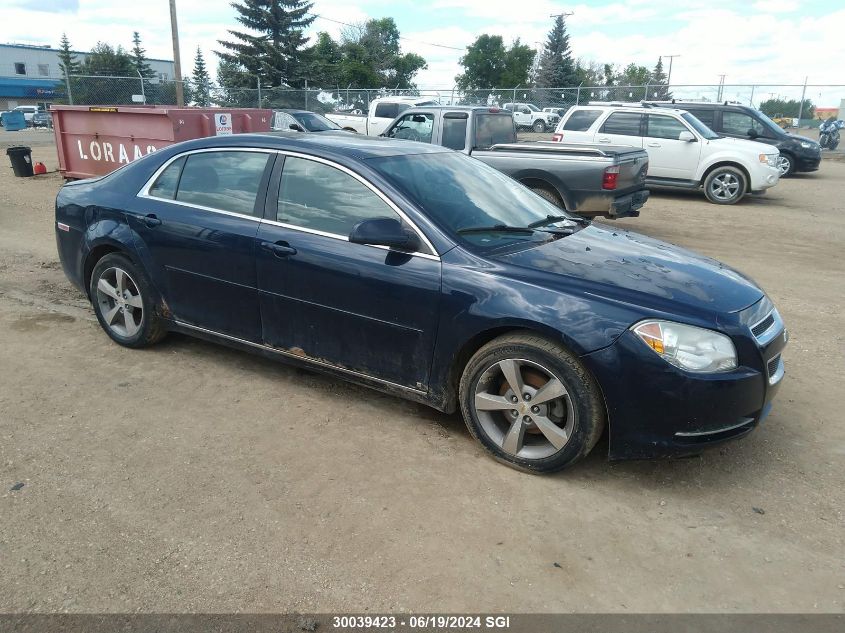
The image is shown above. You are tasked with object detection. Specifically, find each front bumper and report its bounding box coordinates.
[607,189,649,219]
[795,153,821,172]
[581,313,787,460]
[750,164,781,191]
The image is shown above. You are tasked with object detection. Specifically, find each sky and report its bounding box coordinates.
[3,0,844,105]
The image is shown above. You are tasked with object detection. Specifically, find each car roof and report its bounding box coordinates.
[168,131,452,160]
[404,105,510,113]
[574,104,687,115]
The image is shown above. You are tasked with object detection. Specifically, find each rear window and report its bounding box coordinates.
[600,112,643,136]
[563,109,602,131]
[474,114,516,149]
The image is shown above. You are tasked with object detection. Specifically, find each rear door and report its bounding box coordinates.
[643,113,702,180]
[595,111,644,148]
[255,154,441,389]
[132,149,274,342]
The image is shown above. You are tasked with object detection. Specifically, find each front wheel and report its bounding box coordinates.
[776,153,795,177]
[458,332,606,473]
[532,119,547,133]
[703,166,747,205]
[90,252,167,348]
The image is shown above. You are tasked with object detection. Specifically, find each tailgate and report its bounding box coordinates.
[613,149,649,193]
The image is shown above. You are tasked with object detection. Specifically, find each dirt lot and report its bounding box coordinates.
[1,132,843,614]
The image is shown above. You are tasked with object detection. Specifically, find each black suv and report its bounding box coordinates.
[653,101,821,177]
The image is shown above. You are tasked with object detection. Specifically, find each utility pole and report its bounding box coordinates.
[717,74,726,101]
[663,54,680,86]
[797,76,808,124]
[169,0,184,106]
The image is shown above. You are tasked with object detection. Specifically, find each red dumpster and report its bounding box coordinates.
[51,105,272,179]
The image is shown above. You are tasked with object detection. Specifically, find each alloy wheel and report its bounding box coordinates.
[473,358,576,459]
[95,266,144,338]
[708,172,741,201]
[776,155,791,176]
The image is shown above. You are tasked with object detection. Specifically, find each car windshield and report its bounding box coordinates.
[681,113,719,140]
[755,110,788,135]
[367,152,580,250]
[527,104,540,112]
[292,112,341,132]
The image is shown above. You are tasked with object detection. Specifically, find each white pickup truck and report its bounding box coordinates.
[326,96,439,136]
[503,103,560,133]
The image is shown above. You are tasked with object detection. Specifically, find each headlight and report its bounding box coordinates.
[800,141,816,149]
[759,153,777,167]
[632,320,737,373]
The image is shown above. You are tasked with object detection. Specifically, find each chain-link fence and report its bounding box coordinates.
[57,75,844,124]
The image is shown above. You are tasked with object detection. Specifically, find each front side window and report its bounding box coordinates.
[387,112,434,143]
[175,151,270,216]
[277,157,400,237]
[442,115,468,150]
[563,109,602,131]
[646,115,690,140]
[722,111,766,137]
[601,112,643,136]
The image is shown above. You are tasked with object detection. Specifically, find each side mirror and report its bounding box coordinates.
[747,128,758,139]
[348,217,420,252]
[678,131,696,142]
[289,123,305,132]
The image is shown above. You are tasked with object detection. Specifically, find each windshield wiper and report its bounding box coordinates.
[528,214,590,228]
[457,224,536,235]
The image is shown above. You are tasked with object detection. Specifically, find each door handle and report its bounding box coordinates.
[647,142,661,147]
[260,240,297,258]
[144,214,162,228]
[597,137,611,143]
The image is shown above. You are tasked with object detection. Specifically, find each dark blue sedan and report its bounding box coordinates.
[55,133,787,472]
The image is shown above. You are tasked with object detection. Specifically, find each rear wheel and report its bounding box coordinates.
[90,252,166,348]
[458,332,605,473]
[529,184,564,209]
[532,119,546,133]
[703,166,746,205]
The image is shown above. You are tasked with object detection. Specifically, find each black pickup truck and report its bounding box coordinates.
[383,105,650,218]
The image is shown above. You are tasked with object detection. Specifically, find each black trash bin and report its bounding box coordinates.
[6,146,34,177]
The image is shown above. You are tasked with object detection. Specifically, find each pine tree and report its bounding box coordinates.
[192,47,212,106]
[131,32,155,78]
[649,57,671,100]
[217,0,316,89]
[534,15,578,88]
[57,33,80,78]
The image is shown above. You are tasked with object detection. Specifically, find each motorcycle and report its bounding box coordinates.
[818,117,844,150]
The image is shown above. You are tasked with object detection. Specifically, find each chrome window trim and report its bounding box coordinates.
[136,146,440,261]
[751,308,784,346]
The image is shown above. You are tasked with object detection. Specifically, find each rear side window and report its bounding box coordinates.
[175,151,270,216]
[646,114,689,140]
[374,102,398,119]
[686,109,715,127]
[474,114,516,149]
[600,112,643,136]
[148,156,186,199]
[563,109,602,131]
[442,114,468,150]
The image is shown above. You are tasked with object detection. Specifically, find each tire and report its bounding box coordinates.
[703,166,747,205]
[530,185,564,209]
[532,119,546,133]
[831,134,840,151]
[776,153,795,177]
[458,332,606,473]
[89,252,167,348]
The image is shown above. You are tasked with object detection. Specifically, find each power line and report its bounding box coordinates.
[308,13,465,51]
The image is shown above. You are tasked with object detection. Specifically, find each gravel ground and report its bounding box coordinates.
[0,132,843,614]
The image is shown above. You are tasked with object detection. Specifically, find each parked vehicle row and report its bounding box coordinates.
[503,103,560,133]
[553,103,781,204]
[325,96,438,135]
[383,105,649,219]
[54,132,788,472]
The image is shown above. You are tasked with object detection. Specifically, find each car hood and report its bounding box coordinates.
[493,223,764,315]
[711,136,777,154]
[786,132,817,144]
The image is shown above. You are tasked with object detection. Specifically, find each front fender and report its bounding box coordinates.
[695,153,754,182]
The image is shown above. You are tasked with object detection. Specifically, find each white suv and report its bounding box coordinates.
[552,104,781,204]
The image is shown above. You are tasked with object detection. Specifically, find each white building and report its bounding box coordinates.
[0,43,175,110]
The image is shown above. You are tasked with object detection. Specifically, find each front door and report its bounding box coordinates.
[595,111,644,148]
[643,114,702,180]
[129,149,274,342]
[256,155,441,389]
